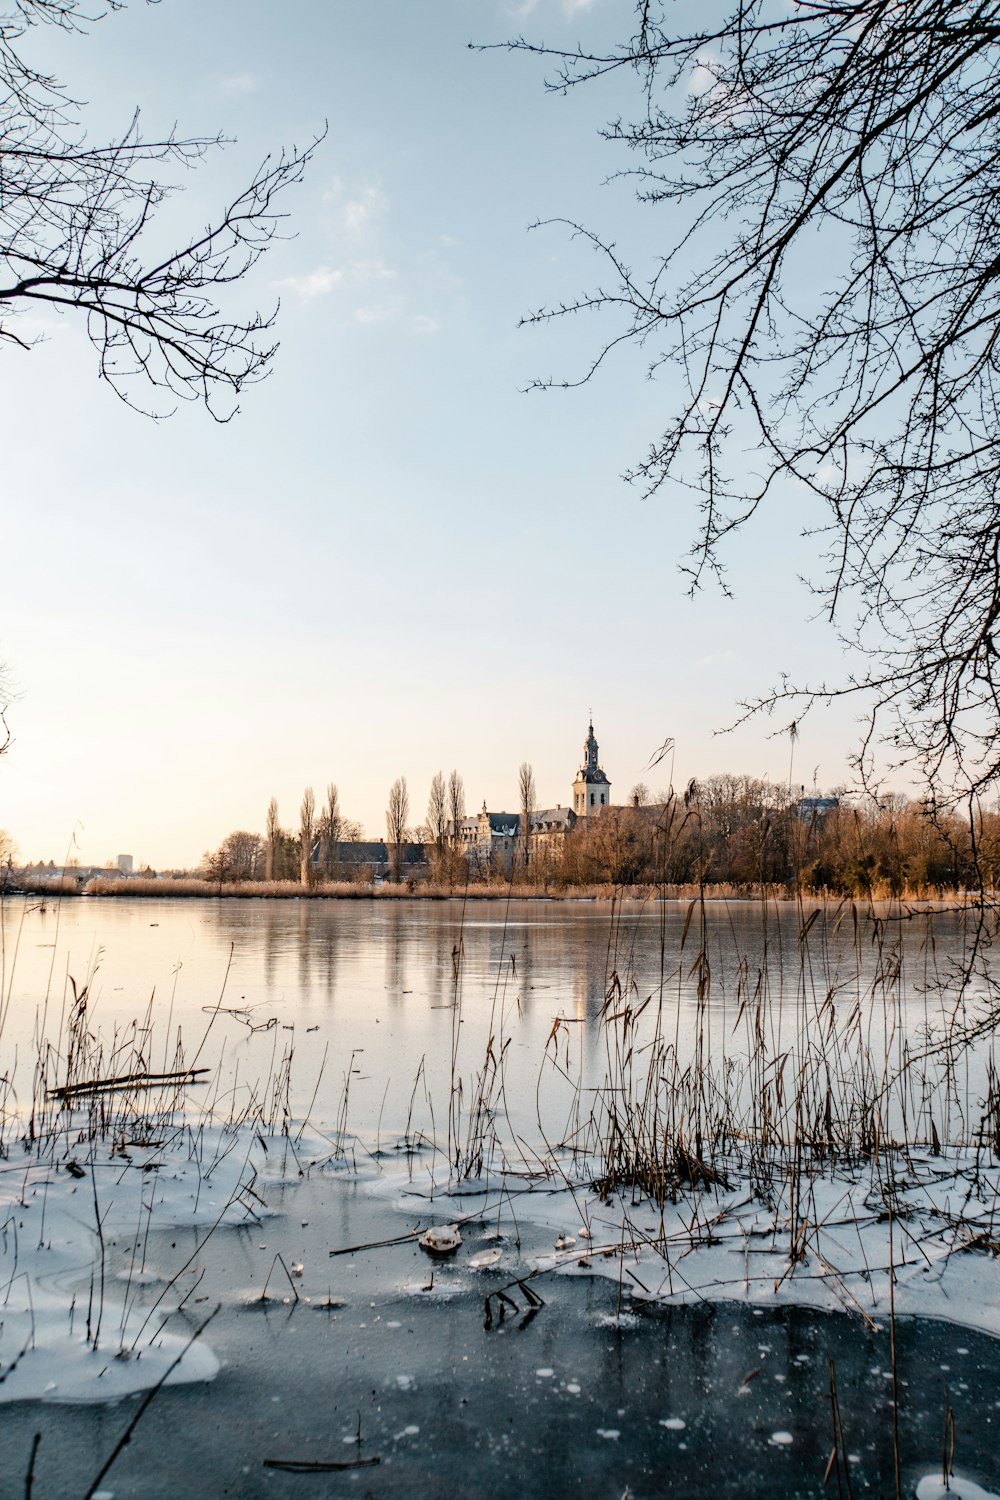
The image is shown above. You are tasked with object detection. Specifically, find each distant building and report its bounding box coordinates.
[796,796,840,821]
[530,805,576,850]
[310,840,428,882]
[572,721,612,817]
[453,807,522,877]
[450,719,610,875]
[116,854,134,874]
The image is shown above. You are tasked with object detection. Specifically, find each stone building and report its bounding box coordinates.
[449,719,612,876]
[452,806,522,877]
[572,721,612,817]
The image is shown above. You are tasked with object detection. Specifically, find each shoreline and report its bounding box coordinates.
[2,877,986,905]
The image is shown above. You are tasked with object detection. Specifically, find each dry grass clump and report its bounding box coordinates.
[9,872,83,896]
[82,875,666,900]
[521,893,1000,1223]
[77,874,978,903]
[27,974,196,1149]
[85,876,315,898]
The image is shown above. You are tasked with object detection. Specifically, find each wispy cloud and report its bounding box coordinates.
[688,51,721,98]
[345,184,389,235]
[273,257,397,305]
[350,302,441,333]
[354,304,394,325]
[321,174,344,206]
[274,266,344,302]
[220,72,258,95]
[507,0,596,13]
[283,177,439,328]
[351,257,395,283]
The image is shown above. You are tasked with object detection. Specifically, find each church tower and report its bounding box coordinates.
[572,719,611,817]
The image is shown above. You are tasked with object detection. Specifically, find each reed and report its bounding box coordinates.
[435,882,1000,1303]
[73,874,973,902]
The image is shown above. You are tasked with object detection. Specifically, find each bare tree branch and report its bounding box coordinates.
[0,0,323,419]
[504,0,1000,798]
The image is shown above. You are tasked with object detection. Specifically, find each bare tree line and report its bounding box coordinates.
[207,783,360,886]
[203,753,997,899]
[203,769,466,887]
[556,779,1000,897]
[203,769,997,896]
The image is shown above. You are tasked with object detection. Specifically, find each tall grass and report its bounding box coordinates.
[68,875,984,901]
[569,893,1000,1215]
[81,875,678,900]
[428,885,1000,1297]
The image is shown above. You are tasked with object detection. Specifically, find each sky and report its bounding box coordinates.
[2,0,866,868]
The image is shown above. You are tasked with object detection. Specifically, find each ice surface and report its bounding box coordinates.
[0,1119,300,1404]
[367,1147,1000,1340]
[916,1477,1000,1499]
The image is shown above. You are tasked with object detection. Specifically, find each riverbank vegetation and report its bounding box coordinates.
[10,773,1000,901]
[196,773,1000,899]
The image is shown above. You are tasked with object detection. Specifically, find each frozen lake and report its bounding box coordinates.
[2,893,999,1497]
[2,1164,1000,1499]
[2,893,992,1144]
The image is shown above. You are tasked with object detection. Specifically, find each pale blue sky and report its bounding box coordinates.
[2,0,858,866]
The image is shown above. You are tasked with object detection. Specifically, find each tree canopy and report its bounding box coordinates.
[509,1,1000,799]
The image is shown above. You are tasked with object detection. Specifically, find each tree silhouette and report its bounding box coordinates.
[385,776,409,882]
[0,0,320,420]
[508,0,1000,797]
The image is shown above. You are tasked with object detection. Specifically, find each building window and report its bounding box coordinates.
[600,793,605,805]
[590,793,595,806]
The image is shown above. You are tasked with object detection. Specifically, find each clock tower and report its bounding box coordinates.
[572,720,611,817]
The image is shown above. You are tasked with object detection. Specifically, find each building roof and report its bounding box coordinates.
[532,807,575,831]
[574,768,611,786]
[484,812,520,836]
[322,841,428,864]
[796,797,840,818]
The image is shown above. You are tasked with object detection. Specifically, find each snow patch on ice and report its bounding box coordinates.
[0,1117,293,1405]
[366,1150,1000,1341]
[598,1311,639,1330]
[915,1477,1000,1500]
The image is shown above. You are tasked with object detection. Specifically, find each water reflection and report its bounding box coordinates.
[2,896,997,1144]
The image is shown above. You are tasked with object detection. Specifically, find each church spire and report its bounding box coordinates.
[573,716,611,816]
[584,720,599,773]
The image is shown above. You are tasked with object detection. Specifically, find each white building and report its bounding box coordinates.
[450,719,612,875]
[571,721,612,817]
